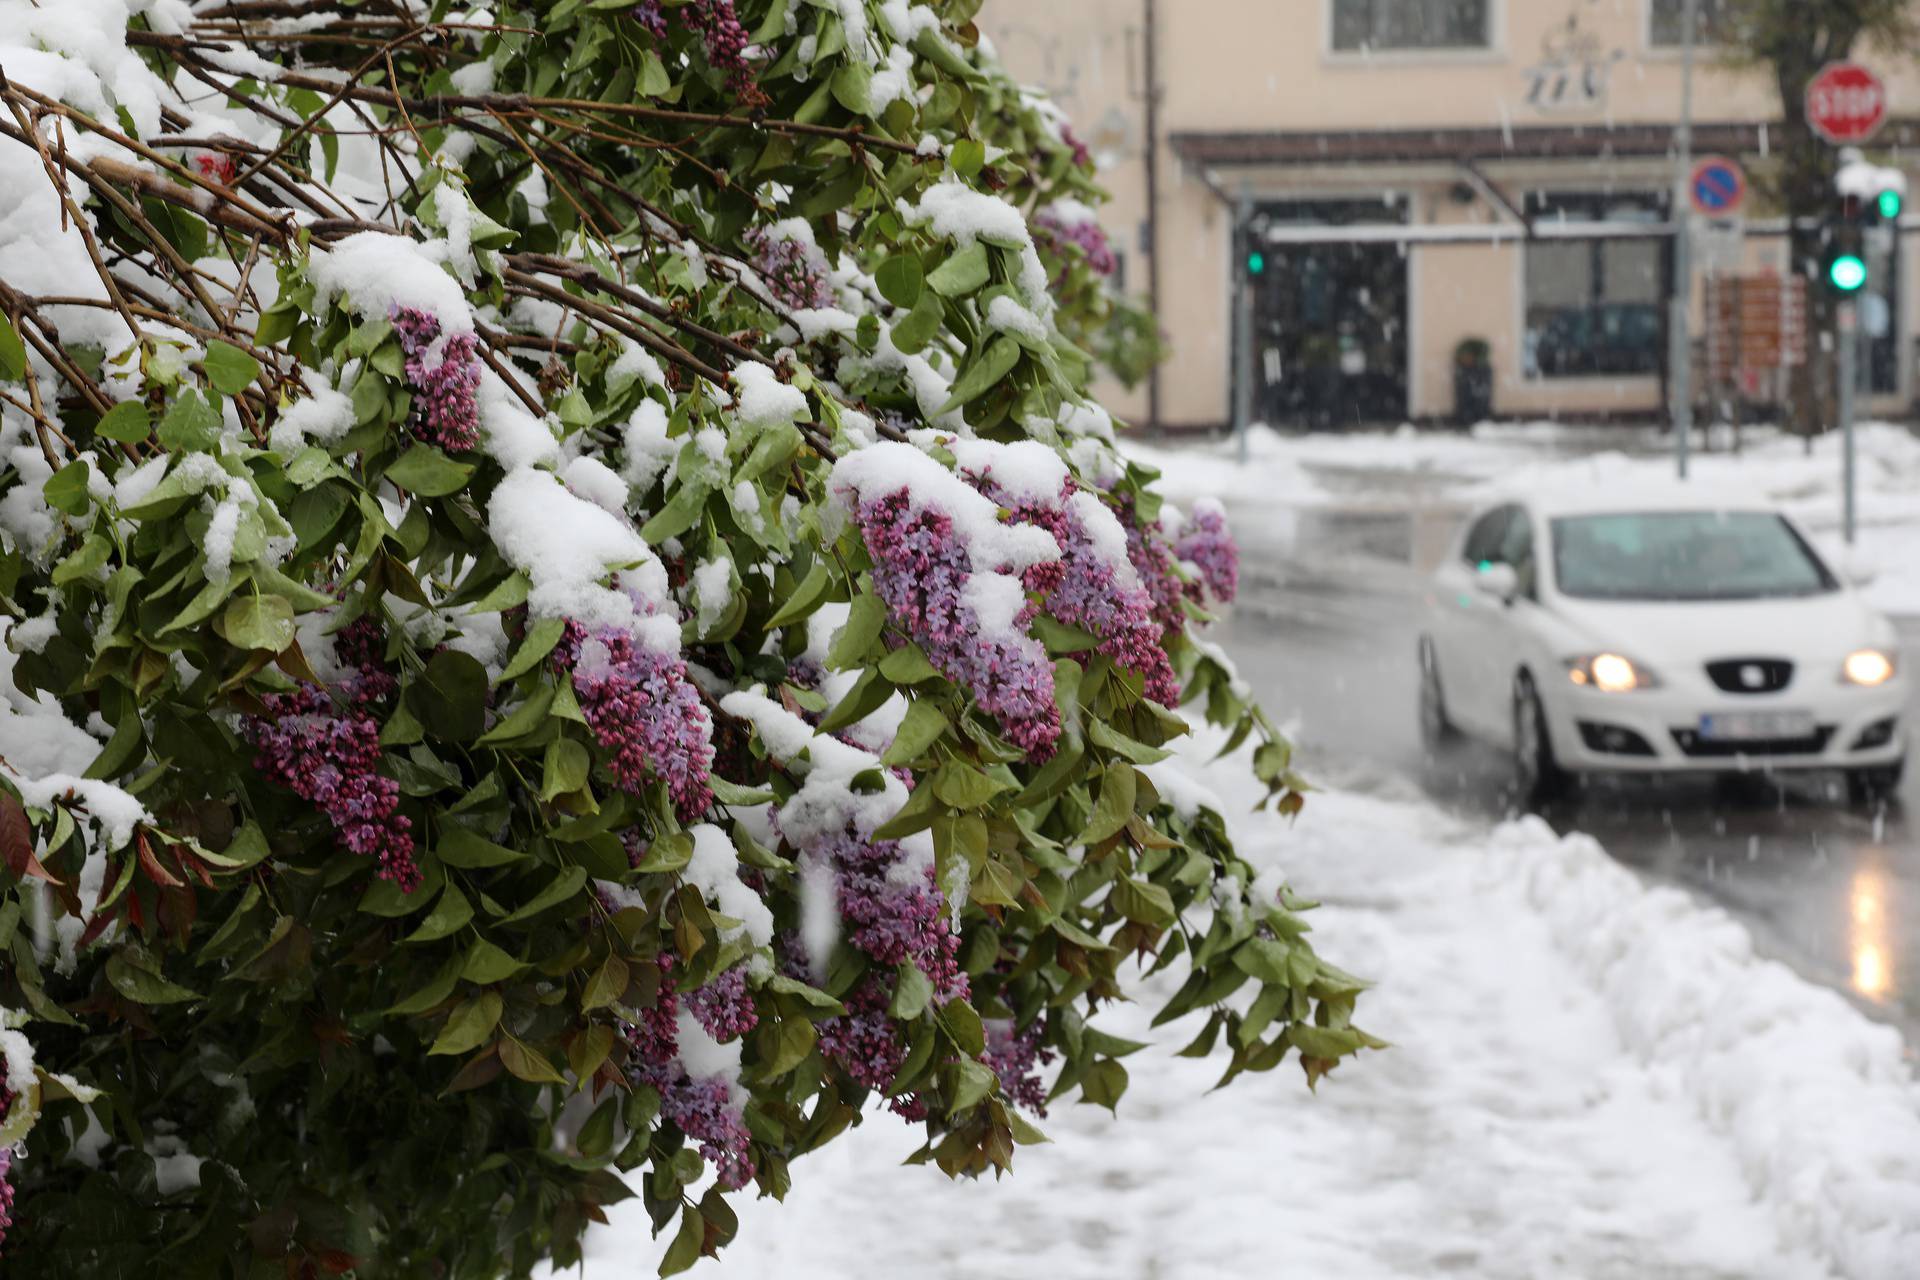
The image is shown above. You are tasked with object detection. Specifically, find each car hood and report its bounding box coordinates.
[1544,591,1893,665]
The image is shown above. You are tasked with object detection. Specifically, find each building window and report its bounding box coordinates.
[1649,0,1733,46]
[1331,0,1491,52]
[1523,193,1668,379]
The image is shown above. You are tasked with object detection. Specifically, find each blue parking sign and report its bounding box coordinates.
[1690,157,1747,217]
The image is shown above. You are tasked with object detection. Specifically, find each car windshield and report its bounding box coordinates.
[1550,512,1838,601]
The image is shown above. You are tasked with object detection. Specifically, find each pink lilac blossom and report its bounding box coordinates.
[1116,492,1187,639]
[1174,502,1240,606]
[855,489,1060,759]
[982,1018,1054,1116]
[815,981,923,1119]
[245,683,419,891]
[628,0,666,37]
[682,0,765,106]
[684,967,758,1041]
[0,1143,12,1256]
[811,828,967,1003]
[744,227,833,311]
[553,621,714,821]
[1033,212,1116,279]
[1059,123,1093,170]
[971,475,1178,708]
[388,305,482,453]
[624,957,756,1189]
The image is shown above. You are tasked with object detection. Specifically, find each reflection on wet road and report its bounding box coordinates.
[1218,504,1920,1047]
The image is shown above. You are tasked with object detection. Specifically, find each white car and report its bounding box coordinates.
[1418,492,1907,806]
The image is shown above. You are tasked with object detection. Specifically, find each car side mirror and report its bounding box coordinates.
[1473,562,1519,604]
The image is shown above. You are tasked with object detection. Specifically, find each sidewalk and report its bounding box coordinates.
[549,731,1920,1279]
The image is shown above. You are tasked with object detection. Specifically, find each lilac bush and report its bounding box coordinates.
[555,620,716,821]
[389,305,483,452]
[1175,499,1242,606]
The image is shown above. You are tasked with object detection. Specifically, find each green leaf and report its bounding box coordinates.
[937,335,1021,414]
[389,951,463,1015]
[409,649,489,742]
[888,963,934,1020]
[634,831,692,874]
[709,776,776,805]
[637,49,672,97]
[498,865,589,925]
[1231,937,1293,986]
[764,561,832,629]
[881,700,947,765]
[430,991,502,1055]
[760,1015,817,1079]
[817,666,892,733]
[1083,763,1137,844]
[1112,877,1177,928]
[462,937,525,984]
[946,1058,997,1115]
[659,1207,705,1277]
[203,340,260,395]
[888,287,944,354]
[875,255,924,309]
[157,392,223,451]
[359,859,444,916]
[1087,717,1172,764]
[927,241,990,297]
[500,1035,568,1085]
[541,738,591,801]
[932,763,1008,809]
[94,400,152,443]
[105,954,201,1004]
[638,480,707,543]
[385,444,476,495]
[476,684,556,745]
[438,827,524,868]
[831,61,872,114]
[43,459,93,516]
[826,592,887,669]
[221,594,295,653]
[582,952,629,1011]
[878,644,939,685]
[950,139,986,178]
[1078,1059,1129,1111]
[406,884,475,943]
[0,313,24,380]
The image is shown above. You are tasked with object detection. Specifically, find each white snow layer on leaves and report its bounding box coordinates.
[675,1010,744,1099]
[685,823,775,947]
[692,557,733,633]
[940,436,1067,504]
[478,373,562,471]
[1067,489,1142,591]
[267,373,355,457]
[879,0,943,43]
[730,363,809,428]
[0,1021,34,1096]
[717,690,909,847]
[0,621,147,852]
[486,468,676,650]
[831,0,873,61]
[900,180,1053,316]
[621,400,675,492]
[610,340,667,390]
[561,454,630,516]
[985,294,1049,343]
[310,231,475,333]
[827,441,1059,575]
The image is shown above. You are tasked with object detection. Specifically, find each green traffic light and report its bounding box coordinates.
[1879,189,1903,219]
[1830,253,1869,291]
[1247,250,1266,276]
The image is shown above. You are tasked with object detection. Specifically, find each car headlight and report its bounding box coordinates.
[1843,649,1897,687]
[1566,653,1659,693]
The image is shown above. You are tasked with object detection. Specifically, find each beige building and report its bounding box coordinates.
[981,0,1920,430]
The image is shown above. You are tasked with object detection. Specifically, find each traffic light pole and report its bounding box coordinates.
[1233,193,1254,465]
[1669,0,1700,480]
[1838,300,1858,545]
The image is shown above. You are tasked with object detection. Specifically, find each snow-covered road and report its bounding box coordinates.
[550,734,1920,1279]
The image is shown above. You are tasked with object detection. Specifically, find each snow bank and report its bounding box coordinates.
[1495,820,1920,1277]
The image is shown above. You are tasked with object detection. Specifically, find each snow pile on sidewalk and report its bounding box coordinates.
[543,732,1920,1280]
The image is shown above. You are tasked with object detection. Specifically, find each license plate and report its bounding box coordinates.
[1698,711,1816,742]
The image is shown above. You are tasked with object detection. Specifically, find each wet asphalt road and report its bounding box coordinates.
[1214,500,1920,1050]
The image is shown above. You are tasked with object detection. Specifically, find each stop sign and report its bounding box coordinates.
[1806,62,1888,144]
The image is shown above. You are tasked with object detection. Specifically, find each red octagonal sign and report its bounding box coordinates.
[1806,61,1888,144]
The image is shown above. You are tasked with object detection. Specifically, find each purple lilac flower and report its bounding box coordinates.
[1059,123,1093,170]
[553,621,715,821]
[388,305,481,453]
[1116,492,1187,640]
[246,684,419,890]
[1034,212,1117,279]
[816,980,910,1093]
[813,828,967,1004]
[0,1144,13,1256]
[855,489,1061,760]
[683,0,766,106]
[744,226,833,311]
[624,958,756,1189]
[983,1018,1054,1116]
[629,0,667,38]
[685,966,758,1041]
[1174,501,1240,606]
[974,476,1179,708]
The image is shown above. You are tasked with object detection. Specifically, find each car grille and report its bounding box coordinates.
[1671,726,1835,758]
[1704,658,1794,694]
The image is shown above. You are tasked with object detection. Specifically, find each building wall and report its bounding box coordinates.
[979,0,1920,430]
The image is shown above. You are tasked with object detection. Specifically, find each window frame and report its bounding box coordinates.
[1519,191,1671,384]
[1643,0,1732,53]
[1323,0,1506,64]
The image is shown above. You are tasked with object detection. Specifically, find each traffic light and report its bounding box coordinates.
[1878,188,1903,220]
[1246,248,1266,276]
[1829,251,1869,292]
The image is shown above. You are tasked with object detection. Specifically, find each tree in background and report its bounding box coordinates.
[0,1,1368,1275]
[1721,0,1916,433]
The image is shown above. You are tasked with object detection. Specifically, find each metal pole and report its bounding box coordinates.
[1670,0,1700,480]
[1234,194,1254,464]
[1141,0,1163,431]
[1839,299,1858,544]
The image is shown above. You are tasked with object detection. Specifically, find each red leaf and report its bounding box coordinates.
[0,789,58,885]
[136,830,184,888]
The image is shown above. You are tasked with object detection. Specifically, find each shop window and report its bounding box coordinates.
[1523,193,1668,379]
[1649,0,1733,46]
[1331,0,1490,52]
